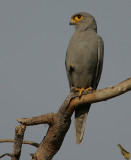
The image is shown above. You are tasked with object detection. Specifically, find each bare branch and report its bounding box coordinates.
[0,139,39,148]
[17,113,55,126]
[31,94,74,160]
[0,153,13,158]
[33,78,131,160]
[1,78,131,160]
[12,125,26,160]
[66,78,131,115]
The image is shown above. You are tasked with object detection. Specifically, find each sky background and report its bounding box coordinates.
[0,0,131,160]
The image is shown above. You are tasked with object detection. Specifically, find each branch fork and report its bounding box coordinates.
[0,78,131,160]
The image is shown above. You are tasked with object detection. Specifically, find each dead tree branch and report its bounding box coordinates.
[0,153,13,158]
[17,113,55,126]
[0,78,131,160]
[12,125,26,160]
[67,78,131,115]
[19,78,131,160]
[0,139,39,148]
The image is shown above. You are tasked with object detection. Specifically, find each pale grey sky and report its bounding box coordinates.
[0,0,131,160]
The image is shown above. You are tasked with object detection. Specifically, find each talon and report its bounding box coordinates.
[85,87,92,92]
[75,88,85,97]
[75,87,92,97]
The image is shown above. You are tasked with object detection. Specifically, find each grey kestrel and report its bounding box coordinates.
[65,12,104,144]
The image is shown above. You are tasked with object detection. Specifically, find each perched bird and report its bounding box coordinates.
[117,144,130,160]
[65,12,104,144]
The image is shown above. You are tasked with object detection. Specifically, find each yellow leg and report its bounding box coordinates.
[75,88,85,97]
[75,87,92,97]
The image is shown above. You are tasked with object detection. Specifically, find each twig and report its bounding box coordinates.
[0,139,39,148]
[0,153,13,158]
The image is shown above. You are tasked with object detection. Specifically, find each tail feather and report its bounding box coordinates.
[75,104,91,144]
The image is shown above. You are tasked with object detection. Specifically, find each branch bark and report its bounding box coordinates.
[12,125,26,160]
[66,78,131,115]
[0,78,131,160]
[19,78,131,160]
[17,113,55,126]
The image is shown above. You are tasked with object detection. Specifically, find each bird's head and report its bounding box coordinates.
[69,12,97,32]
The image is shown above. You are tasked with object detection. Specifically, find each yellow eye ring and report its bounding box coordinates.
[74,15,83,21]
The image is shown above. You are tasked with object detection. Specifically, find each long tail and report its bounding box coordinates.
[75,104,91,144]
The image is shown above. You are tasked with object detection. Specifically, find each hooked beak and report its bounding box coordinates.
[69,19,76,25]
[69,21,75,25]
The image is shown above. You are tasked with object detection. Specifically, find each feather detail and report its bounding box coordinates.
[75,104,91,144]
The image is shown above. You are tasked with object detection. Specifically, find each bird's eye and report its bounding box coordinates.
[77,15,81,19]
[74,15,83,22]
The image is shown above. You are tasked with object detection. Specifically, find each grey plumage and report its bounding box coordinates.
[65,12,104,144]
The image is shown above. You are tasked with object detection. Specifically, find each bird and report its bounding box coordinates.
[65,12,104,144]
[117,144,130,160]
